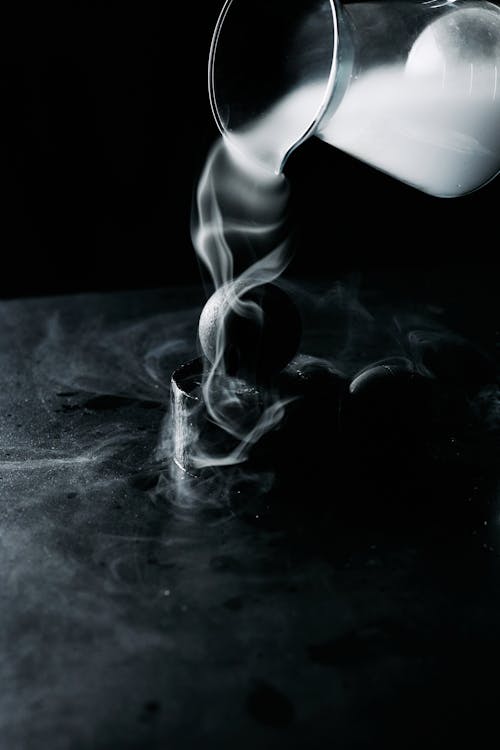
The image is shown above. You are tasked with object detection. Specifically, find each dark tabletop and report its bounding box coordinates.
[0,273,498,750]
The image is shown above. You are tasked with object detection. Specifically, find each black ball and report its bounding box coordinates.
[344,360,436,465]
[254,360,347,464]
[340,361,436,526]
[198,282,301,381]
[347,360,432,435]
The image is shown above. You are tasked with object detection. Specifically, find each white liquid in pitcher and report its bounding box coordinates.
[226,15,500,196]
[318,64,500,197]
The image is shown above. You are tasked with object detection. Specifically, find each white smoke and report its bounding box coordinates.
[189,135,295,469]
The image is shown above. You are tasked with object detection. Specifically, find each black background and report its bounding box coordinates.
[0,1,497,299]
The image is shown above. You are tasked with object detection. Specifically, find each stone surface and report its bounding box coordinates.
[0,278,498,750]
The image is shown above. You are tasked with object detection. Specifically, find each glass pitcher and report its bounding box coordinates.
[209,0,500,197]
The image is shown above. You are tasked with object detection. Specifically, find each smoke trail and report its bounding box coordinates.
[192,139,290,290]
[189,136,295,468]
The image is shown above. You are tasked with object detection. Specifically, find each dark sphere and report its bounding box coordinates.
[257,360,347,461]
[341,361,436,526]
[198,282,301,381]
[246,360,349,518]
[347,360,432,433]
[344,360,435,464]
